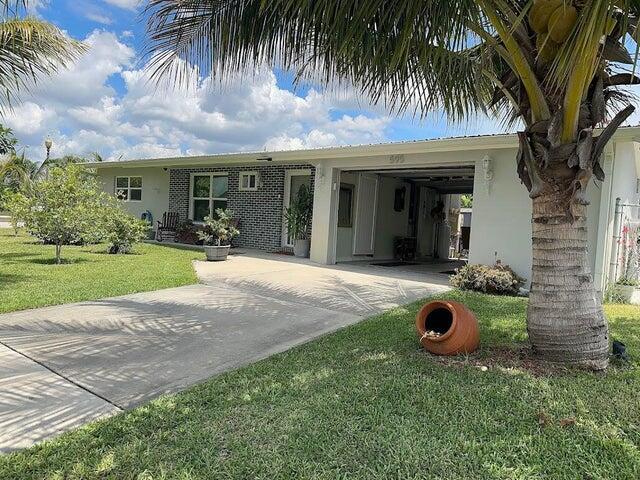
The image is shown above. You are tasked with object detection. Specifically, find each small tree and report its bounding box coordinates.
[197,208,239,246]
[284,184,313,241]
[20,164,105,264]
[102,199,150,254]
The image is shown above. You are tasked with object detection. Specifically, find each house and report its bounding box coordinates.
[88,127,640,294]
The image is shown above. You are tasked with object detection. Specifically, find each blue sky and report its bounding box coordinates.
[6,0,510,162]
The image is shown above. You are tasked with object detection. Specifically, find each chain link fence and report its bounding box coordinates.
[605,200,640,303]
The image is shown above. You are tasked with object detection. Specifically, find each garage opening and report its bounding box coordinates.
[335,166,474,272]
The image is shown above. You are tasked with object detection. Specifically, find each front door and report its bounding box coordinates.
[282,169,312,247]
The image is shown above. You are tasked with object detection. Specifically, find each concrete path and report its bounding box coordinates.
[0,344,118,451]
[0,254,449,452]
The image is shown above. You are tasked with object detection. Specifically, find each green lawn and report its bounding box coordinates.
[0,229,204,313]
[1,290,638,479]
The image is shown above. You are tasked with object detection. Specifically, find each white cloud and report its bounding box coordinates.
[85,12,113,25]
[27,30,134,108]
[25,0,48,14]
[3,28,510,164]
[103,0,141,11]
[5,26,397,162]
[3,102,56,138]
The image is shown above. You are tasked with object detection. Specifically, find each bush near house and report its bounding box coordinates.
[103,204,150,254]
[450,263,526,296]
[175,219,201,244]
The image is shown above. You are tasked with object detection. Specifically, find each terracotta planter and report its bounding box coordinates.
[415,300,479,355]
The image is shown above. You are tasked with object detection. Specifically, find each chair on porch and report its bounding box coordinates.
[156,212,180,242]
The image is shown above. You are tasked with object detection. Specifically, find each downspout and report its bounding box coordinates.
[609,197,622,283]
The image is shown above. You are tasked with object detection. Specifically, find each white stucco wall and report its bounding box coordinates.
[96,167,170,226]
[611,142,640,214]
[469,149,603,284]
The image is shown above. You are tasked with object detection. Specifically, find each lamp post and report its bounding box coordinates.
[44,137,52,162]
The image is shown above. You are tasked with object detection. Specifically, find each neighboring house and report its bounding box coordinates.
[89,127,640,294]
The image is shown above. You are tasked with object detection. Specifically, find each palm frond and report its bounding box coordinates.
[144,0,491,121]
[144,0,640,138]
[0,17,86,111]
[0,150,36,190]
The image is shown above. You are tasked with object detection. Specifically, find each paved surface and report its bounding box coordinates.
[0,344,118,452]
[0,216,12,229]
[0,253,449,452]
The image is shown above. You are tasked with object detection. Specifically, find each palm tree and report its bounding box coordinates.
[0,1,84,110]
[145,0,640,369]
[0,150,36,190]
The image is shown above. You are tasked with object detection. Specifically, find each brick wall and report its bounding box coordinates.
[168,164,315,251]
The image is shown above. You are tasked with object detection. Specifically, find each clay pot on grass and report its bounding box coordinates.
[415,300,479,355]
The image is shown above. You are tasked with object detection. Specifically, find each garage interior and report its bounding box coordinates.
[335,165,474,271]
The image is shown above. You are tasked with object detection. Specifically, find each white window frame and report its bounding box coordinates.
[115,176,143,202]
[238,171,259,191]
[188,172,229,223]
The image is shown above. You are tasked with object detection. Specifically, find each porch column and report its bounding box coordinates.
[310,164,339,264]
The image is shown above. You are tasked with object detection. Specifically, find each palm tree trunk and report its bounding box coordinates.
[526,188,609,369]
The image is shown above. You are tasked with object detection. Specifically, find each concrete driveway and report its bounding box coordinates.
[0,252,449,452]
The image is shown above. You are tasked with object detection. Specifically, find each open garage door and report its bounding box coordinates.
[335,165,474,265]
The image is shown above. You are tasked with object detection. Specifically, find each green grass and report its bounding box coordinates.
[0,229,204,313]
[1,291,639,479]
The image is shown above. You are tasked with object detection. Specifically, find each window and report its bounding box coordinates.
[338,184,354,227]
[190,173,228,222]
[115,176,142,201]
[239,171,259,191]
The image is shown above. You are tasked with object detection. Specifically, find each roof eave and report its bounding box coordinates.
[86,134,520,169]
[86,125,640,169]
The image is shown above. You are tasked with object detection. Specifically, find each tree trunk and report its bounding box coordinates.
[526,188,609,369]
[55,243,62,264]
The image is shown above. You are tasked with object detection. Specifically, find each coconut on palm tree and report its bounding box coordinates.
[145,0,640,369]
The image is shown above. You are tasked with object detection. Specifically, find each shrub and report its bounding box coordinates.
[617,277,639,286]
[175,219,199,244]
[450,263,525,296]
[103,204,150,254]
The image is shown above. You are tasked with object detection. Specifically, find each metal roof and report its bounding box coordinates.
[87,125,640,169]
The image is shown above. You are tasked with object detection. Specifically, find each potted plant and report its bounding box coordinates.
[615,278,640,305]
[197,208,240,261]
[284,183,313,257]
